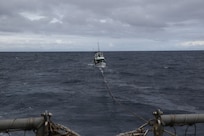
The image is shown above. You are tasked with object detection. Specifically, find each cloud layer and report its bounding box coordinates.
[1,0,204,51]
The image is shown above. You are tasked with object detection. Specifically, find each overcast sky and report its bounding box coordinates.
[0,0,204,51]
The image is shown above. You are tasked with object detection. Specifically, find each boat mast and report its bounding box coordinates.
[97,42,100,52]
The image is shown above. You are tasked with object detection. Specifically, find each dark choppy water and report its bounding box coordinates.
[0,51,204,136]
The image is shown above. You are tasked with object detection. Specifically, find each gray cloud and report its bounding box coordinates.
[0,0,204,51]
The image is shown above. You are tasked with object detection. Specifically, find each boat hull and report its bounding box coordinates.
[95,62,106,68]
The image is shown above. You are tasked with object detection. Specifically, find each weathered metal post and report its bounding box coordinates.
[152,109,164,136]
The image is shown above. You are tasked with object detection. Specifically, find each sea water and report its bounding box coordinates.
[0,51,204,136]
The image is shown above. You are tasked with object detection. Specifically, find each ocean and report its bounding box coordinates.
[0,51,204,136]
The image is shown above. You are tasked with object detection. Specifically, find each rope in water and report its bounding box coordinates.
[99,68,147,123]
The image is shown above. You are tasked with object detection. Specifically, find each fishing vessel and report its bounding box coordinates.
[94,51,106,68]
[94,43,106,68]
